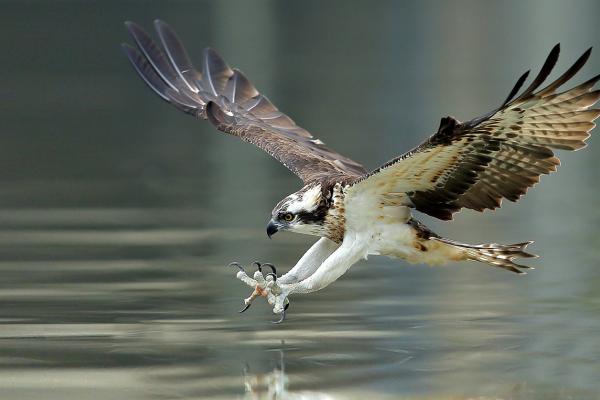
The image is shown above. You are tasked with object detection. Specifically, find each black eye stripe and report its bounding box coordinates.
[276,201,329,225]
[295,204,328,224]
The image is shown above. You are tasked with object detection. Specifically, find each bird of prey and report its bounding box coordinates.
[123,20,599,322]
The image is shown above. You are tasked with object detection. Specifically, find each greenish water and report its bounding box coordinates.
[2,1,600,399]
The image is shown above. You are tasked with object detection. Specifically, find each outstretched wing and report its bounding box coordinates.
[350,44,600,220]
[122,20,367,183]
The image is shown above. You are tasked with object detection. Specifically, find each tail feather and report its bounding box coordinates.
[432,237,537,274]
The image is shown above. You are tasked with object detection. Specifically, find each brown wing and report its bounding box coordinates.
[121,20,367,183]
[349,44,600,220]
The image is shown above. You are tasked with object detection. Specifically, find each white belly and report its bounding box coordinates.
[366,223,462,266]
[368,223,418,258]
[343,189,462,266]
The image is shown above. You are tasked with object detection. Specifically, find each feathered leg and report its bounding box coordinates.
[278,237,340,284]
[268,234,368,315]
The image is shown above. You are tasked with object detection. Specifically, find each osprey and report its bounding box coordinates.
[123,20,599,322]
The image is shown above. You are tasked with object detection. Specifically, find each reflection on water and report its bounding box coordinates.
[242,347,335,400]
[238,347,578,400]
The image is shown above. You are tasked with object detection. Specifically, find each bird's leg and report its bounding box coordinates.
[277,237,340,285]
[267,236,367,317]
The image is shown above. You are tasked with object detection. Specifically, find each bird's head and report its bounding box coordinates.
[267,184,330,238]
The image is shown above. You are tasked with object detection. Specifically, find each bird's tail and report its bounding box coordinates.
[431,237,538,274]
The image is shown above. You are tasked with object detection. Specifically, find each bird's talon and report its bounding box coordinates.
[255,262,277,281]
[252,261,262,272]
[260,263,277,276]
[229,261,288,321]
[229,262,245,273]
[253,270,265,282]
[272,310,286,324]
[271,299,290,324]
[239,302,252,313]
[265,272,277,282]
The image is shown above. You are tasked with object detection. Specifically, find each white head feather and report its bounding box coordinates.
[285,184,322,214]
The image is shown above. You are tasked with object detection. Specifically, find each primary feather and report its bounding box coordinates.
[351,44,600,220]
[122,20,366,183]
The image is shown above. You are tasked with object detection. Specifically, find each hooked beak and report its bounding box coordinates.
[266,220,279,239]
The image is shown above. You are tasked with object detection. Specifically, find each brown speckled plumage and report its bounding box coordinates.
[323,183,347,243]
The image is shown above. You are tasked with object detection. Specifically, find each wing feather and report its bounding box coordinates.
[122,43,172,102]
[350,44,599,220]
[513,44,560,102]
[501,70,530,107]
[125,21,180,92]
[123,20,366,183]
[538,47,592,96]
[154,20,202,94]
[122,43,201,112]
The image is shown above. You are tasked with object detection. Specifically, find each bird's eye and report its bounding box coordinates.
[282,213,294,222]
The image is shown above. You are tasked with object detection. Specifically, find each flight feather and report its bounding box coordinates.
[350,44,600,220]
[122,20,367,183]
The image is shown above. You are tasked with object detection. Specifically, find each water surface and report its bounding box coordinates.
[2,1,600,398]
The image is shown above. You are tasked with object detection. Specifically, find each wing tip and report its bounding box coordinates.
[153,19,173,36]
[124,20,148,39]
[124,20,140,30]
[203,46,224,61]
[548,43,561,62]
[502,69,531,107]
[120,42,141,63]
[120,41,132,52]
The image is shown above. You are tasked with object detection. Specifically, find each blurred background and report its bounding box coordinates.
[1,1,600,399]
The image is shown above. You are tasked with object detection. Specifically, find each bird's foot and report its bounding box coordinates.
[266,280,292,324]
[228,262,289,322]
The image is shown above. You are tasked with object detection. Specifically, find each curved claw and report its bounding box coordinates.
[261,263,277,276]
[239,302,251,313]
[271,299,290,324]
[265,272,277,282]
[252,261,262,272]
[229,262,246,273]
[272,309,286,324]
